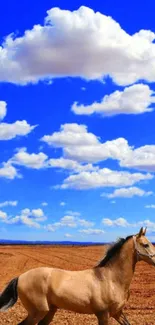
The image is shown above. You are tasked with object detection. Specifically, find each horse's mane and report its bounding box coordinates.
[96,235,133,267]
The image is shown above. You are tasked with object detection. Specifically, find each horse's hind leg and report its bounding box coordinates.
[37,306,57,325]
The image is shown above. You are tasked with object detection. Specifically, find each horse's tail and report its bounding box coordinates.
[0,277,18,311]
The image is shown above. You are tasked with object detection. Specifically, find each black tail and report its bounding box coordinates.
[0,277,18,311]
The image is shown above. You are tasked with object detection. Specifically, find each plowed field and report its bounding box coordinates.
[0,245,155,324]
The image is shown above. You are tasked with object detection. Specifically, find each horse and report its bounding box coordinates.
[0,226,155,325]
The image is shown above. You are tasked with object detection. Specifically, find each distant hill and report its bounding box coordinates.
[0,239,153,246]
[0,239,106,246]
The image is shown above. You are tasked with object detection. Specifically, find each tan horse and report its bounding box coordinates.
[0,227,155,325]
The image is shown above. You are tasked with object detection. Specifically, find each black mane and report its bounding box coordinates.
[96,235,133,267]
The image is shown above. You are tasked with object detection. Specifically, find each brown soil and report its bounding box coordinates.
[0,245,155,324]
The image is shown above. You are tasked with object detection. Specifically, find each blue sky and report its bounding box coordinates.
[1,0,155,242]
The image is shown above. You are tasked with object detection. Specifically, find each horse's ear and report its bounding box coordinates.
[138,227,144,237]
[143,227,147,235]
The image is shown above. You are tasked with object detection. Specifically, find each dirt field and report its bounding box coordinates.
[0,245,155,325]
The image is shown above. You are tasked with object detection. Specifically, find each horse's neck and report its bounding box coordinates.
[99,239,136,293]
[110,238,136,291]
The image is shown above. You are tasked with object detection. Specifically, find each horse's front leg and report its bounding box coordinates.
[114,310,131,325]
[18,312,47,325]
[96,311,109,325]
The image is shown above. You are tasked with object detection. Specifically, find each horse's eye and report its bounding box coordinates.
[143,243,149,248]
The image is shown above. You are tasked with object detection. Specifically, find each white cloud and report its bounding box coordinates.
[79,228,105,235]
[64,138,129,163]
[72,84,155,116]
[31,208,45,220]
[42,123,155,173]
[102,217,155,231]
[141,220,155,231]
[65,233,73,238]
[0,162,21,179]
[0,210,7,220]
[10,148,48,169]
[0,101,36,141]
[145,204,155,209]
[1,7,155,85]
[60,201,66,206]
[101,186,153,198]
[102,217,129,227]
[49,157,98,172]
[78,219,94,227]
[0,201,18,208]
[0,101,7,120]
[120,144,155,172]
[41,123,99,148]
[65,210,81,217]
[59,168,152,190]
[45,214,94,231]
[17,215,41,228]
[0,120,36,140]
[41,202,48,206]
[45,224,55,232]
[20,208,46,221]
[5,207,46,228]
[41,123,130,164]
[53,216,77,228]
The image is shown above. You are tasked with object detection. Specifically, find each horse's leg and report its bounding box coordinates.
[114,310,131,325]
[37,306,57,325]
[18,315,34,325]
[96,312,109,325]
[18,312,47,325]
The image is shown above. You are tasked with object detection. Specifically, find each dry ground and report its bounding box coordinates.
[0,244,155,324]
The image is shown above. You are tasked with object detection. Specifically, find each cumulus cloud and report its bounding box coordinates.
[65,233,73,238]
[65,210,81,217]
[0,101,36,141]
[6,207,46,228]
[79,228,105,235]
[41,202,48,206]
[72,84,155,116]
[1,7,155,85]
[42,123,155,173]
[41,123,99,147]
[53,215,77,228]
[102,217,129,227]
[120,144,155,172]
[101,186,153,198]
[0,120,36,140]
[48,157,98,172]
[45,215,94,231]
[0,162,21,179]
[58,168,152,190]
[0,101,7,120]
[145,204,155,209]
[16,215,41,229]
[10,148,48,169]
[102,217,155,233]
[41,123,130,163]
[60,201,66,206]
[0,201,18,208]
[0,210,7,220]
[31,208,46,220]
[45,224,55,232]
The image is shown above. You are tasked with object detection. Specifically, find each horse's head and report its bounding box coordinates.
[134,227,155,266]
